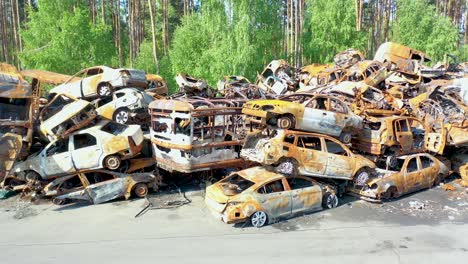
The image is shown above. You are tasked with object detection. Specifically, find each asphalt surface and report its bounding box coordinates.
[1,180,468,264]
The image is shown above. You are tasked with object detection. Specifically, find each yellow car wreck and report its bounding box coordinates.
[348,153,450,202]
[205,167,338,227]
[242,94,363,143]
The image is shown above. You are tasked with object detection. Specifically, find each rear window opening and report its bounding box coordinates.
[101,121,128,135]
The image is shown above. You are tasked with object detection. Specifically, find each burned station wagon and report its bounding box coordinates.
[241,130,376,187]
[43,170,161,205]
[242,94,363,143]
[48,66,147,99]
[10,120,143,182]
[205,166,338,227]
[349,153,449,202]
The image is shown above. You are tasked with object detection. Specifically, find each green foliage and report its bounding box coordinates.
[392,0,460,62]
[168,0,284,86]
[20,0,117,75]
[303,0,366,63]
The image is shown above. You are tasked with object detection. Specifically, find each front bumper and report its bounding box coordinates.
[347,187,382,203]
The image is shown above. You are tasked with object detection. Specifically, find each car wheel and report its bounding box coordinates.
[104,155,121,170]
[276,159,297,175]
[250,211,268,228]
[322,192,339,209]
[133,183,149,198]
[277,115,294,129]
[113,108,131,124]
[339,132,352,144]
[386,155,397,168]
[97,83,113,97]
[353,168,370,187]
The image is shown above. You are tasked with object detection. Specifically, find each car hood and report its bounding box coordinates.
[206,183,242,204]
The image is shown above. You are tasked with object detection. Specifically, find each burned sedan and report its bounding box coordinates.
[93,88,154,125]
[43,170,161,205]
[9,120,143,183]
[242,94,363,143]
[241,130,376,186]
[39,94,97,141]
[48,66,147,99]
[349,153,449,202]
[205,166,338,227]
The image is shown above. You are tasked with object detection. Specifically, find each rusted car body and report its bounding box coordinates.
[48,66,147,99]
[240,130,375,185]
[149,97,253,173]
[175,73,214,97]
[374,42,431,74]
[10,120,143,182]
[340,60,388,87]
[43,170,161,205]
[39,94,97,141]
[333,48,364,68]
[351,116,445,166]
[349,153,449,202]
[297,64,333,87]
[205,166,338,227]
[93,88,154,125]
[255,60,296,95]
[242,94,363,143]
[298,67,346,89]
[409,83,467,147]
[145,73,168,96]
[450,153,468,187]
[217,76,268,99]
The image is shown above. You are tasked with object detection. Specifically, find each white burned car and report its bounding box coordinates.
[93,88,154,124]
[48,66,147,100]
[11,120,143,181]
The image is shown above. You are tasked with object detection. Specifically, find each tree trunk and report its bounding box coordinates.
[102,0,106,24]
[148,0,159,72]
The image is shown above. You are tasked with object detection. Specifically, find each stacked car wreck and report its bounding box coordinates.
[1,41,467,228]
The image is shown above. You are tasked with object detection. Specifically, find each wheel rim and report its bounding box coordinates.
[135,184,148,197]
[277,161,294,175]
[326,194,337,208]
[116,111,129,124]
[251,211,267,227]
[106,156,120,170]
[99,85,111,96]
[354,171,369,187]
[342,133,351,144]
[278,117,292,129]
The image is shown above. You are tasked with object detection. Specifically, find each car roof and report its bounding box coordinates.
[234,166,284,184]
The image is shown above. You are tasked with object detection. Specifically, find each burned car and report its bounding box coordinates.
[340,60,388,88]
[146,73,168,96]
[43,170,161,205]
[93,88,154,125]
[9,120,143,183]
[241,130,376,186]
[205,166,338,227]
[297,63,333,87]
[242,94,363,143]
[39,94,97,141]
[374,42,431,75]
[255,60,296,95]
[351,116,445,166]
[333,48,364,68]
[48,66,147,99]
[217,76,268,99]
[175,73,214,97]
[297,66,346,89]
[349,153,449,202]
[149,97,253,174]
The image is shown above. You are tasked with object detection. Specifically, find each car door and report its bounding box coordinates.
[82,172,126,204]
[70,133,103,170]
[323,138,354,180]
[81,67,104,97]
[295,135,327,176]
[254,179,292,219]
[394,118,413,153]
[419,155,439,188]
[403,157,423,193]
[301,97,341,136]
[286,177,322,214]
[424,120,446,155]
[64,70,86,98]
[41,138,74,178]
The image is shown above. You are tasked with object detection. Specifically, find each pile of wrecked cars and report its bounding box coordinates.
[1,41,467,228]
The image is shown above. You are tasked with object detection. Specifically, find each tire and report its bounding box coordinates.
[97,83,113,97]
[386,155,397,168]
[322,192,339,209]
[104,155,121,170]
[277,115,295,129]
[133,183,149,198]
[113,108,131,124]
[250,211,268,228]
[25,171,40,182]
[353,168,370,187]
[275,159,298,176]
[339,131,352,144]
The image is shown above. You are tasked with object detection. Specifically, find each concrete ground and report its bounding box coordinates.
[1,180,468,264]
